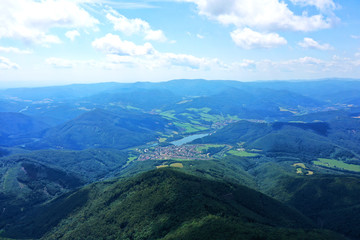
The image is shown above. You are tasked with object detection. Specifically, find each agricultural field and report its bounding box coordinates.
[156,163,184,169]
[279,107,298,114]
[156,165,169,169]
[173,122,208,133]
[226,150,259,157]
[313,158,360,172]
[159,110,177,120]
[292,163,314,175]
[170,163,184,168]
[196,144,226,152]
[292,163,307,169]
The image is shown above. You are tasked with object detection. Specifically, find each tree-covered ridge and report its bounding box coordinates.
[2,169,344,240]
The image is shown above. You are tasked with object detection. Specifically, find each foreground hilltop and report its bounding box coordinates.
[3,168,344,240]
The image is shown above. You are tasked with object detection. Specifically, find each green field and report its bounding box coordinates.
[226,114,240,121]
[227,150,259,157]
[170,163,184,168]
[196,144,226,152]
[173,122,208,133]
[199,113,225,122]
[313,158,360,172]
[126,105,141,110]
[186,107,211,113]
[125,156,138,166]
[159,111,177,119]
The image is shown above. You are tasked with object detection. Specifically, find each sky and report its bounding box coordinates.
[0,0,360,87]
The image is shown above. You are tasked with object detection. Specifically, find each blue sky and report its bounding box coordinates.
[0,0,359,87]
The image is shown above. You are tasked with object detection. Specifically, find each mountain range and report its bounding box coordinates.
[0,79,360,239]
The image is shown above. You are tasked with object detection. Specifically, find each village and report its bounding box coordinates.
[137,144,211,161]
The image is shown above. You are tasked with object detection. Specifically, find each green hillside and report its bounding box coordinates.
[0,148,129,232]
[281,175,360,239]
[196,120,358,160]
[1,168,343,240]
[32,109,176,150]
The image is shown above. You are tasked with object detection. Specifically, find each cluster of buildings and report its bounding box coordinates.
[137,145,209,161]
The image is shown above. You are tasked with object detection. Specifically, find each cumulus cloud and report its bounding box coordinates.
[180,0,336,32]
[179,0,339,49]
[106,9,167,42]
[0,56,20,69]
[46,57,76,68]
[286,56,324,65]
[252,55,360,75]
[91,33,226,70]
[298,37,333,50]
[65,30,80,41]
[163,53,210,69]
[231,28,287,49]
[233,59,257,69]
[0,46,32,54]
[92,33,155,56]
[290,0,337,12]
[0,0,99,45]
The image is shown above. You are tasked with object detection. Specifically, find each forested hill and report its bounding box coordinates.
[2,169,344,240]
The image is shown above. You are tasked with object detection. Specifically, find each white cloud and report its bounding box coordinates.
[46,57,75,68]
[0,56,20,69]
[298,37,333,50]
[290,0,336,12]
[0,0,99,45]
[92,33,155,56]
[256,55,360,74]
[196,34,204,39]
[231,28,287,49]
[65,30,80,41]
[104,53,212,70]
[180,0,336,32]
[39,52,360,82]
[87,1,156,9]
[144,30,166,42]
[233,59,257,69]
[351,35,360,39]
[106,10,167,42]
[0,46,32,54]
[91,33,226,70]
[289,56,324,64]
[162,53,211,69]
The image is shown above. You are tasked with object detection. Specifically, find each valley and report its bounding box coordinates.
[0,79,360,239]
